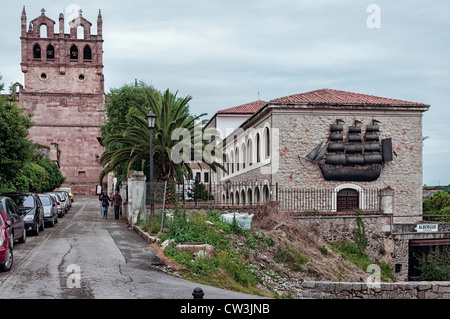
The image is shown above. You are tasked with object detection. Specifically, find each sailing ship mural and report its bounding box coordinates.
[306,119,393,182]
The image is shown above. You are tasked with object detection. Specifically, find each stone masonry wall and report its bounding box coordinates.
[271,108,424,222]
[298,281,450,299]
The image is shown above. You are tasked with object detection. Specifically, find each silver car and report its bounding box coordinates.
[38,194,58,227]
[47,192,69,215]
[46,193,65,217]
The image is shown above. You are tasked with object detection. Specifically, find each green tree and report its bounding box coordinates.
[423,190,450,222]
[0,77,34,193]
[99,86,224,183]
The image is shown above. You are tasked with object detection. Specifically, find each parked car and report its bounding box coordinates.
[38,194,58,227]
[0,196,26,244]
[5,193,45,236]
[58,187,73,202]
[0,212,13,272]
[47,191,69,214]
[46,193,65,217]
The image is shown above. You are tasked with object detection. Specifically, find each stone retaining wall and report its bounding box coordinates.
[299,281,450,299]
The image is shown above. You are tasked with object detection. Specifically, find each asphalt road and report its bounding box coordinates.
[0,195,261,299]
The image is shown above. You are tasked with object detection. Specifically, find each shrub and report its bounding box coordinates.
[417,246,450,281]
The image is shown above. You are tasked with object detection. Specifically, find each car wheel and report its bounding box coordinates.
[33,224,39,236]
[39,219,44,231]
[18,228,26,243]
[0,244,13,272]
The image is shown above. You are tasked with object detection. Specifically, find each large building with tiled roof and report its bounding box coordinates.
[205,88,436,281]
[210,89,429,219]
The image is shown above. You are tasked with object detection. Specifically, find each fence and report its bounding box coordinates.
[143,181,381,213]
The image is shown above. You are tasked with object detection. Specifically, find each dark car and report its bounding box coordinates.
[0,212,13,272]
[5,193,45,236]
[0,196,26,245]
[38,194,58,227]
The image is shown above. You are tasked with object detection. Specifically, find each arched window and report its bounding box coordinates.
[46,44,55,60]
[241,190,246,206]
[70,45,78,60]
[33,44,41,59]
[247,188,252,206]
[256,133,261,163]
[83,45,92,60]
[337,189,359,211]
[230,192,234,205]
[40,24,48,38]
[230,151,235,174]
[77,26,84,39]
[247,139,253,166]
[255,187,260,204]
[265,127,270,159]
[241,143,246,169]
[235,147,240,172]
[235,191,239,205]
[263,185,270,202]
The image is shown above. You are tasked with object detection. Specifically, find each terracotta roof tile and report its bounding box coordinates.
[217,100,267,114]
[270,89,426,106]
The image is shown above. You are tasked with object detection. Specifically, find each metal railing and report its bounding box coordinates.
[144,181,381,213]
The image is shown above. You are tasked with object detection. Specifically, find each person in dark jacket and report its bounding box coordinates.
[111,190,123,220]
[99,191,111,219]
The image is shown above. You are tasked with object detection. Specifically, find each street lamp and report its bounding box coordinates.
[146,111,157,215]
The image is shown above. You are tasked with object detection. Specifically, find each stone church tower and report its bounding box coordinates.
[18,7,105,194]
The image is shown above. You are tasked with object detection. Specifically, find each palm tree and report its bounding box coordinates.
[99,89,224,184]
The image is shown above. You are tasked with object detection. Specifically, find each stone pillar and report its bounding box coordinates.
[127,171,147,225]
[119,181,128,220]
[380,187,395,215]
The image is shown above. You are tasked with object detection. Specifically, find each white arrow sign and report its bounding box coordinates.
[415,224,438,233]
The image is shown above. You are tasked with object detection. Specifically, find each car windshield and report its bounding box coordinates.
[9,195,34,208]
[39,196,52,206]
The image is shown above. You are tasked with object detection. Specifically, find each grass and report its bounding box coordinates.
[142,209,272,296]
[330,241,395,282]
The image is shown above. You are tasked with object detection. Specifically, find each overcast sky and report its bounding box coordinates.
[0,0,449,186]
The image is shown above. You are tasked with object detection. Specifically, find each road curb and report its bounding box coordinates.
[133,225,161,244]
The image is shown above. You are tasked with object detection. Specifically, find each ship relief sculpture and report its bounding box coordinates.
[306,119,393,182]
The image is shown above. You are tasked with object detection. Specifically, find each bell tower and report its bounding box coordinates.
[18,7,105,195]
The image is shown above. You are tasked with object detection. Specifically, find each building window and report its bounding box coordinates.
[40,24,48,38]
[195,172,201,182]
[247,139,253,166]
[70,45,78,60]
[256,133,261,163]
[46,44,55,60]
[204,172,209,183]
[83,45,92,60]
[33,44,41,59]
[265,127,270,158]
[235,147,239,172]
[337,188,359,211]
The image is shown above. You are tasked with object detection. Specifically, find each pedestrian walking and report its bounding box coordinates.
[111,190,122,220]
[99,191,111,219]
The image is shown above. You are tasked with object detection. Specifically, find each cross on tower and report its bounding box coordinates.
[41,8,46,15]
[78,9,83,17]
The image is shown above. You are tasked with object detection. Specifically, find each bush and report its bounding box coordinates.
[417,246,450,281]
